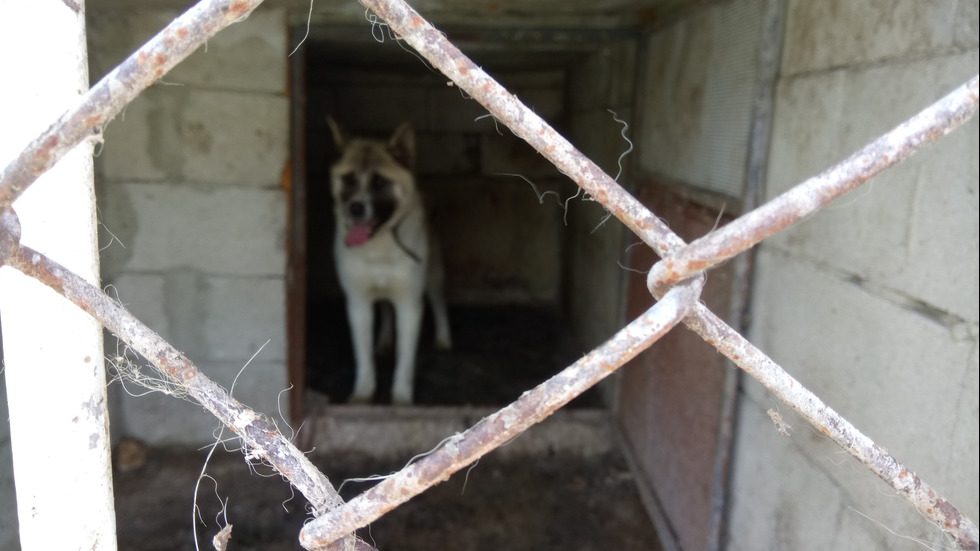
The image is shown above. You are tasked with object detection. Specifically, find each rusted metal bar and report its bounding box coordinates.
[357,0,686,258]
[683,303,980,550]
[298,276,705,549]
[356,1,978,546]
[0,214,373,551]
[0,0,267,213]
[647,74,980,295]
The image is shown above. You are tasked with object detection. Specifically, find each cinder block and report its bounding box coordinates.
[728,403,844,551]
[101,87,289,188]
[949,343,980,521]
[749,249,976,479]
[100,87,175,182]
[114,384,219,445]
[196,360,289,424]
[766,69,848,193]
[181,89,289,186]
[782,0,963,76]
[113,182,286,276]
[87,10,180,83]
[204,276,286,363]
[765,52,980,320]
[167,8,287,94]
[956,0,980,49]
[112,362,289,446]
[113,358,286,447]
[107,273,170,347]
[87,8,287,94]
[737,386,967,550]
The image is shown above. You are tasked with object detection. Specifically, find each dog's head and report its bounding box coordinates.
[327,117,417,247]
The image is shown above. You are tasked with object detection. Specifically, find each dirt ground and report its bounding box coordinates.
[113,445,662,551]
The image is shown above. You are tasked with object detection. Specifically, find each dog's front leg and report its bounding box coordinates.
[345,295,376,404]
[391,294,424,405]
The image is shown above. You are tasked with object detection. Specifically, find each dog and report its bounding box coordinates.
[327,117,452,405]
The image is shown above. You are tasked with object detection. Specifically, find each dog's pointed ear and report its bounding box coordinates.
[387,122,415,170]
[326,116,348,149]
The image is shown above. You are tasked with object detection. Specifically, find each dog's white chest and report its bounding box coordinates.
[335,233,426,299]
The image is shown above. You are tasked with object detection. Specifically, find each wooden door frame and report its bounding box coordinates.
[286,27,308,425]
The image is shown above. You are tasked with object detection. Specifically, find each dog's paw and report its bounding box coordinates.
[434,338,452,351]
[348,384,375,404]
[391,388,414,406]
[392,396,414,406]
[434,332,452,351]
[347,394,372,405]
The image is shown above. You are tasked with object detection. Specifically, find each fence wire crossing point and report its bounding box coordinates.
[299,277,705,547]
[0,0,977,550]
[646,75,980,295]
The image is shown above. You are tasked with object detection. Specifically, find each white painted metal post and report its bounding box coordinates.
[0,2,117,550]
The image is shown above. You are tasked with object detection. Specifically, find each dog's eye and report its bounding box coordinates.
[370,174,390,192]
[341,173,357,191]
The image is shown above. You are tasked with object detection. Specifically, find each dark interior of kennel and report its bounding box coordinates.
[292,27,609,408]
[284,21,741,551]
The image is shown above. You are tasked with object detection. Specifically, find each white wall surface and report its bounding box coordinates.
[729,1,979,549]
[88,7,290,445]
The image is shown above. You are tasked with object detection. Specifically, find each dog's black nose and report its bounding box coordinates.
[348,201,366,219]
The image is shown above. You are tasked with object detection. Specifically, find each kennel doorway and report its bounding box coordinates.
[283,21,741,549]
[287,26,613,410]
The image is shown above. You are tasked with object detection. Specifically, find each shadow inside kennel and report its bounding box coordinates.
[299,28,609,409]
[306,299,602,407]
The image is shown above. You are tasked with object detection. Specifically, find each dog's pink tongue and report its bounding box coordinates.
[345,222,373,247]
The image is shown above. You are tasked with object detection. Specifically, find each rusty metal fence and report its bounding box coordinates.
[0,0,977,550]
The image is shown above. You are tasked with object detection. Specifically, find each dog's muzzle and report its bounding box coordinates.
[345,200,375,247]
[348,200,368,221]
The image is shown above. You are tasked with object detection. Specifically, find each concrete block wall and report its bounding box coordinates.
[729,1,979,549]
[88,7,291,445]
[564,40,637,354]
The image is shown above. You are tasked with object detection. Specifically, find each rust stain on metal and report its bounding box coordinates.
[228,1,250,17]
[36,135,59,165]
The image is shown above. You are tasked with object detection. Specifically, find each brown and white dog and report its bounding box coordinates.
[327,118,451,405]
